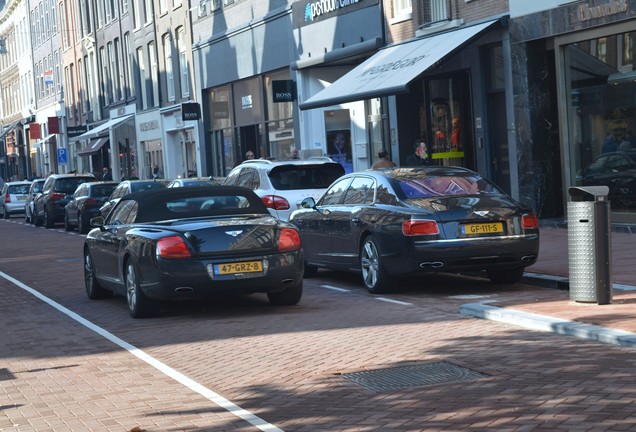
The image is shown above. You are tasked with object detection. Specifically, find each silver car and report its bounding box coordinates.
[0,181,31,218]
[25,178,46,224]
[222,158,345,221]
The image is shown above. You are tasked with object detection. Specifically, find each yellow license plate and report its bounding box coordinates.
[214,260,263,275]
[461,222,504,235]
[17,196,27,201]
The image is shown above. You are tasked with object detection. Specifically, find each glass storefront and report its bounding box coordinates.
[564,31,636,215]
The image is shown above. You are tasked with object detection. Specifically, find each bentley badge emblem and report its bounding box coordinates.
[225,230,243,237]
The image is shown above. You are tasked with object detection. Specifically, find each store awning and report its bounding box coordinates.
[0,121,21,140]
[299,20,498,110]
[78,138,108,157]
[68,114,134,143]
[33,134,56,149]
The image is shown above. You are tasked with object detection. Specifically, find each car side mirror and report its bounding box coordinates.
[90,216,106,231]
[301,197,317,209]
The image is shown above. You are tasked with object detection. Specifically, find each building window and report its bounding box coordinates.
[101,46,110,105]
[59,1,68,48]
[160,0,168,14]
[148,41,159,107]
[132,0,140,28]
[124,33,135,97]
[425,0,449,24]
[394,0,411,16]
[619,32,633,70]
[177,27,189,98]
[163,34,175,101]
[137,47,147,109]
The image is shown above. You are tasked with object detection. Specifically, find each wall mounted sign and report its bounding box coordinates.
[272,80,296,103]
[182,102,201,121]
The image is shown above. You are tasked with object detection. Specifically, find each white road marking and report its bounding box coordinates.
[0,270,283,432]
[320,284,350,292]
[375,297,413,306]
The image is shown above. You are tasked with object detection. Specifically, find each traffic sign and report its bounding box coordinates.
[57,148,68,164]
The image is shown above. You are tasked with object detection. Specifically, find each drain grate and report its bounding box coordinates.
[341,361,486,393]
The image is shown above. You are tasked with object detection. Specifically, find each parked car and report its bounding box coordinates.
[0,181,31,218]
[289,166,540,293]
[166,177,222,188]
[64,181,119,234]
[222,158,345,220]
[99,179,169,218]
[83,186,304,318]
[34,174,96,228]
[24,178,46,224]
[577,151,636,210]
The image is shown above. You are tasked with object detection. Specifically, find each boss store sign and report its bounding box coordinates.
[272,80,296,103]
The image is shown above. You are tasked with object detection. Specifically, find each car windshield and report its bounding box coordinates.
[8,185,29,194]
[56,178,94,193]
[398,175,502,198]
[269,164,345,190]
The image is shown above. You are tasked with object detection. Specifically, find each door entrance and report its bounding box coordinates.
[488,91,511,194]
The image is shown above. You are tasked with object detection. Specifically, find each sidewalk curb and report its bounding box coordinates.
[460,302,636,348]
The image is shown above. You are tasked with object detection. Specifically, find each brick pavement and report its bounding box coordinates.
[2,219,636,431]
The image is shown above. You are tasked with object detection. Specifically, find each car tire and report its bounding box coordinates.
[79,212,90,235]
[126,260,155,318]
[303,261,318,278]
[487,267,525,285]
[24,210,30,224]
[360,235,392,294]
[84,248,111,299]
[267,280,303,306]
[44,208,55,228]
[64,212,73,231]
[34,210,43,226]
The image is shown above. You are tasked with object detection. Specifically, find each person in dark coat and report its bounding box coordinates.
[101,167,113,181]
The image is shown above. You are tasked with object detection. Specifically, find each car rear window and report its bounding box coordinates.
[130,182,166,193]
[90,184,118,197]
[269,164,345,190]
[135,192,268,222]
[55,177,94,193]
[8,185,30,194]
[398,175,502,198]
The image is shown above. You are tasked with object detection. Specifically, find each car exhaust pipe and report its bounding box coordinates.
[521,255,537,263]
[280,278,296,286]
[175,287,194,294]
[419,261,444,269]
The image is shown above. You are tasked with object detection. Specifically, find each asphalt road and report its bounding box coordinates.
[1,216,636,431]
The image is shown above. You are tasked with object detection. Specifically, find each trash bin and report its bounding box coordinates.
[567,186,612,304]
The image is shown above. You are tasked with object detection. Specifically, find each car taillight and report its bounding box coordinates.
[50,193,65,201]
[402,219,440,236]
[522,213,539,230]
[261,195,290,210]
[157,235,192,259]
[4,193,9,203]
[277,228,301,252]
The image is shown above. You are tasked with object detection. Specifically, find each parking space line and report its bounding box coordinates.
[0,270,284,432]
[320,284,350,292]
[375,297,413,306]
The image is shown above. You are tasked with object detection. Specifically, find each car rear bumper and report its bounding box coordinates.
[384,234,540,275]
[4,202,27,213]
[138,250,304,300]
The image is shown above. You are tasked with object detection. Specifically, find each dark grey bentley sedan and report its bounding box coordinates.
[84,186,303,318]
[289,167,540,293]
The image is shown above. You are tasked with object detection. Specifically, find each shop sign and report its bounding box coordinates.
[182,102,201,121]
[577,0,628,22]
[48,117,60,134]
[272,80,296,103]
[67,125,87,138]
[241,95,253,110]
[292,0,376,27]
[213,102,229,119]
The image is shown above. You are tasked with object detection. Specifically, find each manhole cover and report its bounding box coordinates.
[341,362,486,393]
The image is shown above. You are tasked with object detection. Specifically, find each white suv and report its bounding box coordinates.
[223,158,345,220]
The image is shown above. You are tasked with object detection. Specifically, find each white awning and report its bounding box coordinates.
[68,114,134,143]
[299,20,498,110]
[33,134,56,148]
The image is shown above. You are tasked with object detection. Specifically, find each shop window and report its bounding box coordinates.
[565,37,636,214]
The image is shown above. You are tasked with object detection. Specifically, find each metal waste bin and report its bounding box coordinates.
[567,186,612,304]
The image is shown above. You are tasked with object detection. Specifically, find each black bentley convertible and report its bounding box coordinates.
[83,186,304,318]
